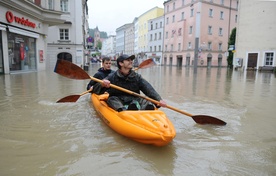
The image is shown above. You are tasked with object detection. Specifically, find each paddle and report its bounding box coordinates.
[56,58,156,103]
[56,88,92,103]
[134,58,156,71]
[54,59,227,125]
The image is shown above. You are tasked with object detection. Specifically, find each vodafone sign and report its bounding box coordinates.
[6,11,36,28]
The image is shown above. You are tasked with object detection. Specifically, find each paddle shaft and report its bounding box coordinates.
[90,76,194,116]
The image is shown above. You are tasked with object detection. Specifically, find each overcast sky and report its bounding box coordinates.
[87,0,164,35]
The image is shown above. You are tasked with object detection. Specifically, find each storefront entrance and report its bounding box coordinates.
[8,32,36,72]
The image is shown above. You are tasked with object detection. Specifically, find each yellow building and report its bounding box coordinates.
[137,7,164,60]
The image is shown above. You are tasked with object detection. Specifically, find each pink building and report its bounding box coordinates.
[163,0,238,67]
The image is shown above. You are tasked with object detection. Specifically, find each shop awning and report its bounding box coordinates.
[8,26,39,38]
[0,24,7,31]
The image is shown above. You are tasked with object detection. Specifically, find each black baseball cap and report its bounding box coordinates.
[116,54,135,67]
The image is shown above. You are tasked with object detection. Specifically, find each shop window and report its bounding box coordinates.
[8,33,36,71]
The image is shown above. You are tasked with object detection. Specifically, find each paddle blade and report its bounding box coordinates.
[192,115,227,126]
[56,95,81,103]
[137,58,156,69]
[54,59,90,80]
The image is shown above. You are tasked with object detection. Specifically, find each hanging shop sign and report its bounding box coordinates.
[6,11,36,29]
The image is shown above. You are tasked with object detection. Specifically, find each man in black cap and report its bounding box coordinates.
[96,54,167,111]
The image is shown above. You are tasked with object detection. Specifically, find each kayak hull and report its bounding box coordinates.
[91,93,176,146]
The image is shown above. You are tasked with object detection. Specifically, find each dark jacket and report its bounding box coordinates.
[87,67,114,93]
[95,69,162,102]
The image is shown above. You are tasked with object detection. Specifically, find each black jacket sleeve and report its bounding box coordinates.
[139,76,162,101]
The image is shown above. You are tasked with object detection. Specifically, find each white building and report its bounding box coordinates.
[101,35,116,59]
[115,23,132,57]
[125,23,135,56]
[0,0,65,74]
[47,0,89,69]
[234,0,276,71]
[147,16,164,65]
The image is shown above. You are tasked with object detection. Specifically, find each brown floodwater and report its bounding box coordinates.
[0,64,275,176]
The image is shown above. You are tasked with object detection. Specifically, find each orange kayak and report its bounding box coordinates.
[91,93,176,147]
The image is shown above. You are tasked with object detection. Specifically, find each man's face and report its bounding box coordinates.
[103,60,112,70]
[122,58,133,69]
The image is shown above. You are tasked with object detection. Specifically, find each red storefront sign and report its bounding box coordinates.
[6,11,36,28]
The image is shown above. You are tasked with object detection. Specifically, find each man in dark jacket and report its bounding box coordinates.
[95,54,167,111]
[86,57,114,94]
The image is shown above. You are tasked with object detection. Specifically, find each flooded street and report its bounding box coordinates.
[0,64,275,176]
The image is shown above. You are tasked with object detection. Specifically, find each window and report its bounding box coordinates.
[219,28,223,36]
[154,46,156,52]
[172,15,175,23]
[155,23,158,29]
[171,30,175,37]
[173,2,175,10]
[8,33,36,71]
[182,0,185,6]
[219,43,222,50]
[208,42,212,50]
[190,9,194,17]
[150,46,152,52]
[60,0,68,12]
[150,22,153,30]
[208,26,212,35]
[159,45,161,51]
[209,9,213,17]
[178,43,181,51]
[166,17,169,25]
[265,52,274,66]
[167,5,169,13]
[188,42,192,49]
[159,32,161,39]
[235,15,238,23]
[160,22,162,28]
[170,44,173,51]
[166,31,168,39]
[165,45,167,51]
[154,33,157,40]
[181,12,185,20]
[189,26,193,34]
[60,29,69,40]
[220,11,224,19]
[178,28,182,36]
[220,0,224,5]
[48,0,54,10]
[150,34,152,41]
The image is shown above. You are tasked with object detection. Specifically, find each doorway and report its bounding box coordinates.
[247,53,258,69]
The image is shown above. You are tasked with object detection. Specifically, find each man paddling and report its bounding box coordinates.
[94,54,166,111]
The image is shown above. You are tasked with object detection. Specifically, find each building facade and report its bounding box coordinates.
[163,0,238,67]
[115,23,132,57]
[47,0,89,68]
[101,35,116,59]
[147,16,164,65]
[136,7,164,61]
[234,0,276,70]
[0,0,65,74]
[124,23,135,56]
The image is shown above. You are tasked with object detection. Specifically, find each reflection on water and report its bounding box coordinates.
[0,66,275,175]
